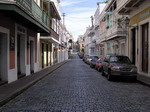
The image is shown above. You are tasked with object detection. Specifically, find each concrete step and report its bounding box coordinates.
[18,74,26,79]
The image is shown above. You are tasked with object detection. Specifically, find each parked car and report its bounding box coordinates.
[83,55,89,62]
[90,56,99,68]
[86,56,98,65]
[78,52,84,59]
[95,58,104,71]
[102,54,137,81]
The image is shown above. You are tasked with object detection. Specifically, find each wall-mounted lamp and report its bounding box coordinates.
[125,17,138,29]
[125,17,130,26]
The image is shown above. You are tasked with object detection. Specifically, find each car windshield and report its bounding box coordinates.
[91,56,99,60]
[110,56,131,63]
[85,55,89,58]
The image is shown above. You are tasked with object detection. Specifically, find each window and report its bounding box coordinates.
[110,56,131,63]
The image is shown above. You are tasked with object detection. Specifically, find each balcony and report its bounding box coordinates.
[117,0,128,12]
[118,0,143,14]
[0,0,50,33]
[15,0,49,27]
[106,23,127,40]
[99,31,106,42]
[50,28,59,41]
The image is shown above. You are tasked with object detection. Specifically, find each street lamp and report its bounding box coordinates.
[125,17,138,29]
[125,17,130,27]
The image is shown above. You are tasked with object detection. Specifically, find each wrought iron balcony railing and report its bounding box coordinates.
[15,0,49,27]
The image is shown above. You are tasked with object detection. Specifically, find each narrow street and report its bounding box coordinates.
[0,53,150,112]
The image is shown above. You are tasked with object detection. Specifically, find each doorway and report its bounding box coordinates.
[0,33,8,81]
[41,43,44,68]
[30,40,34,73]
[121,43,125,55]
[17,34,26,78]
[131,28,136,65]
[142,23,149,73]
[46,44,48,66]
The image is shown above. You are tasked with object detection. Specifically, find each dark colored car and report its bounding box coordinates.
[102,54,137,81]
[95,58,104,71]
[78,53,84,59]
[90,56,99,68]
[86,56,99,65]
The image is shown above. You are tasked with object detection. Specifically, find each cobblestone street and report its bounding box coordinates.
[0,54,150,112]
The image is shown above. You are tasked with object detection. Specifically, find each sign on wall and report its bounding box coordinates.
[10,36,15,51]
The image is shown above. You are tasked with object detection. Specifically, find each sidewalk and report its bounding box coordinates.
[137,74,150,87]
[0,60,68,106]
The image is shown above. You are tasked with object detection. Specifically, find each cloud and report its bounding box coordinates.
[65,11,95,41]
[71,7,96,12]
[60,0,104,41]
[60,0,86,7]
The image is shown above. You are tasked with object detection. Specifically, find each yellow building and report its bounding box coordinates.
[118,0,150,82]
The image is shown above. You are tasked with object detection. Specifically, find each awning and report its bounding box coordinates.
[40,36,60,44]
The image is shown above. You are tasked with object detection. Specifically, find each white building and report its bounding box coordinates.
[84,26,93,55]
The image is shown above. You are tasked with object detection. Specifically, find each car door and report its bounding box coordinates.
[103,56,110,73]
[105,57,110,73]
[103,57,108,72]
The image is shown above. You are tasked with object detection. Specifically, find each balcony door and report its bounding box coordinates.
[142,23,149,73]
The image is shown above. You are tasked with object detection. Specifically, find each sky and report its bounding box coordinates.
[60,0,106,41]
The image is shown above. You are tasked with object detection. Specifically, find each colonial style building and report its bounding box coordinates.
[0,0,50,83]
[118,0,150,79]
[39,1,61,69]
[100,0,127,56]
[0,0,69,84]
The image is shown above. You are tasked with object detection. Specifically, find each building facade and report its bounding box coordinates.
[118,0,150,77]
[0,0,69,84]
[77,35,84,54]
[0,0,50,83]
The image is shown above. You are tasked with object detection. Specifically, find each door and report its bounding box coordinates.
[17,35,21,74]
[30,40,34,73]
[142,23,149,73]
[121,43,125,55]
[46,44,48,66]
[0,36,2,80]
[131,28,136,65]
[17,34,26,77]
[41,43,44,68]
[0,33,8,81]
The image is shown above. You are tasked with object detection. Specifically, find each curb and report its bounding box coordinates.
[137,74,150,87]
[0,61,68,107]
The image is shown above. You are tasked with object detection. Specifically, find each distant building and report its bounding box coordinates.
[77,35,84,53]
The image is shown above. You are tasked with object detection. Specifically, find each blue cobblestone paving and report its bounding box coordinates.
[0,54,150,112]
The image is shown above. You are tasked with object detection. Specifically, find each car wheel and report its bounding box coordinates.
[98,67,102,72]
[101,68,105,76]
[95,66,97,70]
